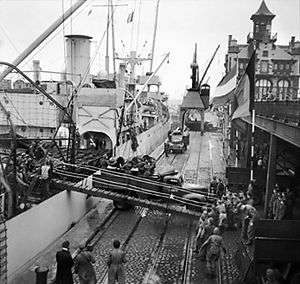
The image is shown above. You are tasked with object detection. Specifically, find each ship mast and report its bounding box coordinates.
[150,0,160,73]
[110,0,117,80]
[105,0,110,78]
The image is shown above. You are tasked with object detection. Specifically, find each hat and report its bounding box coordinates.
[62,240,70,249]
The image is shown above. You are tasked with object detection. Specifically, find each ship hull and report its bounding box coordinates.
[116,120,170,159]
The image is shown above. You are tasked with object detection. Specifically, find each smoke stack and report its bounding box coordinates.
[32,60,41,82]
[65,35,92,86]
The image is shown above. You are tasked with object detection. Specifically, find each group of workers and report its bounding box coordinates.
[193,177,259,278]
[267,184,295,220]
[2,140,56,213]
[55,239,126,284]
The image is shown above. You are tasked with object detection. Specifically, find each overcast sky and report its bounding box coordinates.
[0,0,299,101]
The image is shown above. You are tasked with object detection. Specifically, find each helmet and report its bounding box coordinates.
[213,227,220,235]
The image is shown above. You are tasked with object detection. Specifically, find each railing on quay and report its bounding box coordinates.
[254,99,300,125]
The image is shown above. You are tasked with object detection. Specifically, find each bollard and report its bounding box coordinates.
[35,266,49,284]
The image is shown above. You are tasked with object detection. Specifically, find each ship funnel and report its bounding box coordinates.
[65,35,92,86]
[32,60,41,82]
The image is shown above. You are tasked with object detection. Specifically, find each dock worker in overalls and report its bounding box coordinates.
[200,227,226,278]
[183,127,190,150]
[107,240,126,284]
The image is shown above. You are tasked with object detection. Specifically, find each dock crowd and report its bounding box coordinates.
[191,175,259,278]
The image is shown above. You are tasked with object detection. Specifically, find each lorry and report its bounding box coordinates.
[164,129,189,154]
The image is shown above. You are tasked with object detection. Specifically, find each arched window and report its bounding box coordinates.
[255,79,272,100]
[278,79,290,100]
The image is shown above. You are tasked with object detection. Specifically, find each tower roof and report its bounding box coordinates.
[251,0,275,20]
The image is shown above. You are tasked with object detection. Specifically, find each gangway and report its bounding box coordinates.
[53,165,217,217]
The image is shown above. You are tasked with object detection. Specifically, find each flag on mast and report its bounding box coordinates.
[212,63,238,106]
[231,51,256,120]
[127,11,134,23]
[214,63,238,98]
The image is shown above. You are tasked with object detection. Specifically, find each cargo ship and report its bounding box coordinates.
[0,1,170,280]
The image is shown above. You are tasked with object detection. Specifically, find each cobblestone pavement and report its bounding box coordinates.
[74,208,142,284]
[124,210,167,283]
[220,230,241,283]
[152,215,192,283]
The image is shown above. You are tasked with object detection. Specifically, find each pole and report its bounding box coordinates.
[125,52,169,113]
[235,130,238,167]
[150,0,160,73]
[250,109,255,180]
[110,0,116,80]
[0,0,87,82]
[105,0,110,78]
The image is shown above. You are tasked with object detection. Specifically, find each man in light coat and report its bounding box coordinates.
[74,245,97,284]
[107,240,126,284]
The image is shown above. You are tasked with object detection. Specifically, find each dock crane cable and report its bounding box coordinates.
[197,45,220,90]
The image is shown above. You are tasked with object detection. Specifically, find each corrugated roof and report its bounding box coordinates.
[181,91,205,109]
[251,0,275,18]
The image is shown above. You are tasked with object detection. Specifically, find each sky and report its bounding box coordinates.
[0,0,299,102]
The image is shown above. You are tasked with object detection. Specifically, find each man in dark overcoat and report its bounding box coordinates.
[55,240,74,284]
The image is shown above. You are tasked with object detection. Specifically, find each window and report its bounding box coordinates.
[239,63,244,69]
[260,61,269,73]
[278,80,290,100]
[256,79,272,100]
[279,64,284,70]
[274,63,278,70]
[262,50,268,57]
